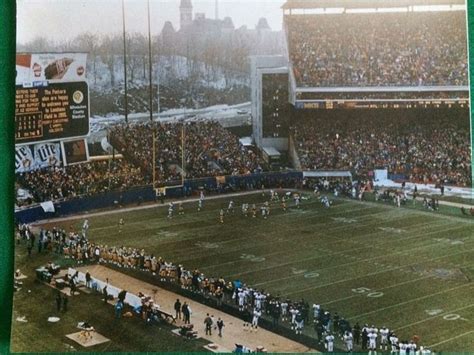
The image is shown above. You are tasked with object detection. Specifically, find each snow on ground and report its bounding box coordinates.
[88,102,251,142]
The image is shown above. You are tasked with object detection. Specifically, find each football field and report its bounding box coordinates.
[42,191,474,351]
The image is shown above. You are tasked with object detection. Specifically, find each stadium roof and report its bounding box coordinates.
[282,0,465,9]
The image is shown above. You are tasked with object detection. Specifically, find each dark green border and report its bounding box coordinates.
[0,0,15,354]
[0,1,473,354]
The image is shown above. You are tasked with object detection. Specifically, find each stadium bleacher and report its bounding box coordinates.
[285,11,467,88]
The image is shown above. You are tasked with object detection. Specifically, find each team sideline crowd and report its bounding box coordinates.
[18,185,439,354]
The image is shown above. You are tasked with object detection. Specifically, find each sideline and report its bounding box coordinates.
[32,188,474,228]
[33,189,281,226]
[75,264,316,353]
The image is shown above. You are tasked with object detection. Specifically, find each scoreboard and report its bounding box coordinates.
[15,81,89,144]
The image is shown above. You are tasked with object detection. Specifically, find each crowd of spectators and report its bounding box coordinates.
[295,91,470,101]
[286,11,468,87]
[110,121,267,184]
[292,113,471,186]
[16,159,148,205]
[19,217,432,352]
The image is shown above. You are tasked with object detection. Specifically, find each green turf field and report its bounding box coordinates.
[41,191,474,352]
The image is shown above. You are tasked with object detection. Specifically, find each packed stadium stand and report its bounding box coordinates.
[285,7,468,88]
[291,108,471,186]
[110,121,267,184]
[16,160,148,205]
[15,121,268,205]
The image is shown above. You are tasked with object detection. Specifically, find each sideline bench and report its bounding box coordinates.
[156,309,176,324]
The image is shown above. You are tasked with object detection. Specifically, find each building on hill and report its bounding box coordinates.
[180,0,193,30]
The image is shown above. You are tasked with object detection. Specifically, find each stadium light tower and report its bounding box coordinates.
[147,0,153,123]
[122,0,128,123]
[148,0,157,189]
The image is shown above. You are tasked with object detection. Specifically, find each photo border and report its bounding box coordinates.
[0,0,473,353]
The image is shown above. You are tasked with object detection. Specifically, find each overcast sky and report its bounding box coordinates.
[17,0,286,44]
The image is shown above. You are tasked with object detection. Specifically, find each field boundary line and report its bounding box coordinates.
[33,189,288,225]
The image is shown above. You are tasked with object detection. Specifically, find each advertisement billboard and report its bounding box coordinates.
[16,52,87,85]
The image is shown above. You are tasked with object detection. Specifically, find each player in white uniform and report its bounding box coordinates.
[325,333,335,352]
[251,308,261,331]
[82,219,89,237]
[289,307,299,329]
[380,326,389,350]
[178,203,184,215]
[390,334,399,354]
[219,209,225,224]
[198,198,203,211]
[255,293,263,309]
[343,330,354,352]
[167,203,174,219]
[368,330,378,352]
[312,304,320,320]
[295,312,304,335]
[407,341,416,355]
[280,300,288,321]
[227,200,234,214]
[242,203,248,216]
[294,195,301,208]
[399,341,407,355]
[238,289,245,311]
[118,218,124,233]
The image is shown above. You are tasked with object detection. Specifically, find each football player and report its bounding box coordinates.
[219,209,225,224]
[167,203,174,219]
[343,330,354,353]
[380,326,389,350]
[368,330,378,353]
[251,308,261,331]
[325,333,335,352]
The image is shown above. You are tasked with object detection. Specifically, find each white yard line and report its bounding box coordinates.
[347,283,474,320]
[395,303,474,331]
[282,245,474,297]
[428,329,474,348]
[321,275,435,306]
[224,219,454,280]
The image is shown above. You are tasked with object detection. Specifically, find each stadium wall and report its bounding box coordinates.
[15,171,303,223]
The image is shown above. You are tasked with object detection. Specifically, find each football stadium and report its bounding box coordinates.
[12,0,473,353]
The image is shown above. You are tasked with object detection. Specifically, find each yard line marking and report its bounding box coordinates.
[261,224,468,289]
[321,275,435,306]
[223,219,453,279]
[347,283,474,320]
[174,206,442,267]
[170,207,396,263]
[428,329,474,348]
[282,246,474,297]
[395,303,474,331]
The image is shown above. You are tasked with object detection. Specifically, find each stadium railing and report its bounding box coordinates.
[14,171,304,224]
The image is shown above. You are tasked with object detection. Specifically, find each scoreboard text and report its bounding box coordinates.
[15,81,89,144]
